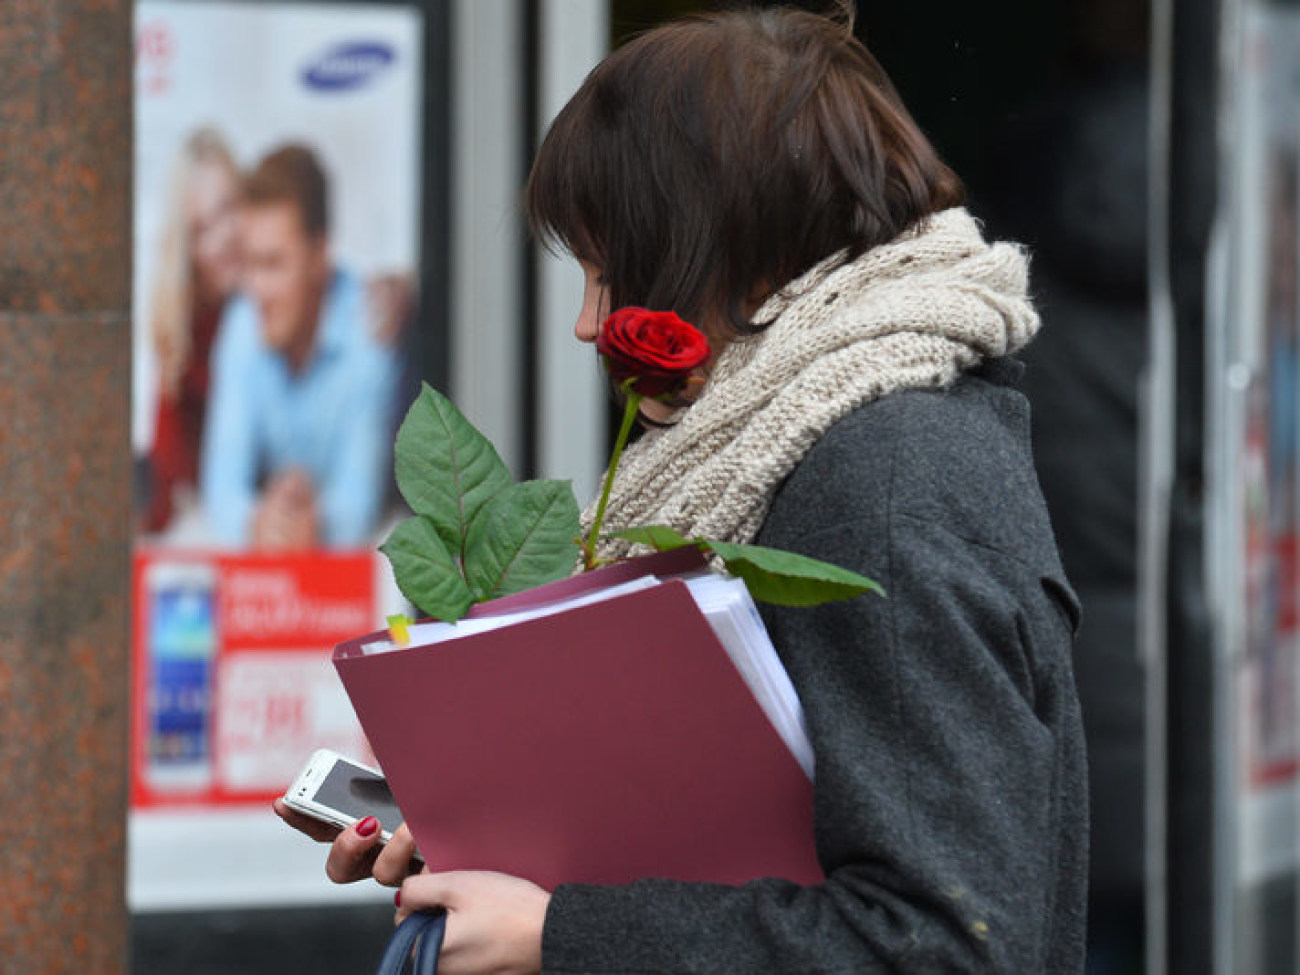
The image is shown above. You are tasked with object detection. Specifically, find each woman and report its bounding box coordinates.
[277,4,1087,972]
[142,127,242,534]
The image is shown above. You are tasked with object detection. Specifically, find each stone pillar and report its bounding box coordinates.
[0,2,133,973]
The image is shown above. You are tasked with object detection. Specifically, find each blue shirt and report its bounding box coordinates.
[201,269,398,548]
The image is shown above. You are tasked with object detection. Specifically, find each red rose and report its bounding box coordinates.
[597,307,711,398]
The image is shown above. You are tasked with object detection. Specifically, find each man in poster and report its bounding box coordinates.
[201,144,398,550]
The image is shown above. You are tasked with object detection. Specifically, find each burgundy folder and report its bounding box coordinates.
[333,552,821,891]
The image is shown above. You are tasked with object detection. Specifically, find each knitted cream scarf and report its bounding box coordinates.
[580,207,1040,560]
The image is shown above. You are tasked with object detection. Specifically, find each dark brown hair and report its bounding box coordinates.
[243,144,330,239]
[525,3,963,335]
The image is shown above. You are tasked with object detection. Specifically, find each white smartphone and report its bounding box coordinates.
[283,748,406,845]
[143,561,217,792]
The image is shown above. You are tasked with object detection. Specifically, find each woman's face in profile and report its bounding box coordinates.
[188,158,242,305]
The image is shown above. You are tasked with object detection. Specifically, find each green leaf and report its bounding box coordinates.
[609,524,885,607]
[704,540,886,607]
[608,525,697,551]
[379,516,476,622]
[394,383,513,559]
[464,480,581,601]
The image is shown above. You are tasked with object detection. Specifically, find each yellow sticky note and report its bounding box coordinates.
[386,614,413,647]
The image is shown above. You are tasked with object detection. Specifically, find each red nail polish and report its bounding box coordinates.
[356,816,379,837]
[395,889,402,908]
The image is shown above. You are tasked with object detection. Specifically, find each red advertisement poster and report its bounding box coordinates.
[131,550,378,809]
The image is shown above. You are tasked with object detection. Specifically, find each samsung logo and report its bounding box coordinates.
[301,41,396,92]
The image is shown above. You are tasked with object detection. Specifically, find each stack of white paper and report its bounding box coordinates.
[681,573,814,779]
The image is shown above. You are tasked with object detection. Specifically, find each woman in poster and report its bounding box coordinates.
[142,126,242,535]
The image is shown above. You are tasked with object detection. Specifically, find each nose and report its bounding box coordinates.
[574,314,599,344]
[575,263,606,344]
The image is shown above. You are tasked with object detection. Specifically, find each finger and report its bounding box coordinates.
[324,817,383,884]
[393,878,451,928]
[373,822,422,887]
[272,798,343,844]
[397,871,472,917]
[393,887,414,926]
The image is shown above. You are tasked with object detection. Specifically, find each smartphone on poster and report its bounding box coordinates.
[143,560,217,791]
[283,748,413,852]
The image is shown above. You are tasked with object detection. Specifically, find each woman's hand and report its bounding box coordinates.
[396,870,550,975]
[271,799,423,885]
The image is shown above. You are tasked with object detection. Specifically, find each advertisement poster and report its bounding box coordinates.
[1231,3,1300,888]
[131,552,378,808]
[131,1,423,909]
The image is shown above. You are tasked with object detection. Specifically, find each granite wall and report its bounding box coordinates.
[0,1,133,972]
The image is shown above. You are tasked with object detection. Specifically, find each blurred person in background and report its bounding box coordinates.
[988,61,1150,975]
[142,127,242,535]
[201,144,399,551]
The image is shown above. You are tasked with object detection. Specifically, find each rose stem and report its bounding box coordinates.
[584,387,642,570]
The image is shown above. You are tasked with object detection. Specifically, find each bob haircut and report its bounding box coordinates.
[525,2,964,336]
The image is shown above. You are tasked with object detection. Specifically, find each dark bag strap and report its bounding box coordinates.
[374,910,447,975]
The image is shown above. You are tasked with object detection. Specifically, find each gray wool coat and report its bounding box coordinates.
[542,359,1089,974]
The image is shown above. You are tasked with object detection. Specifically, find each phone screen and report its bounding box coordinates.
[146,565,216,786]
[314,760,403,836]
